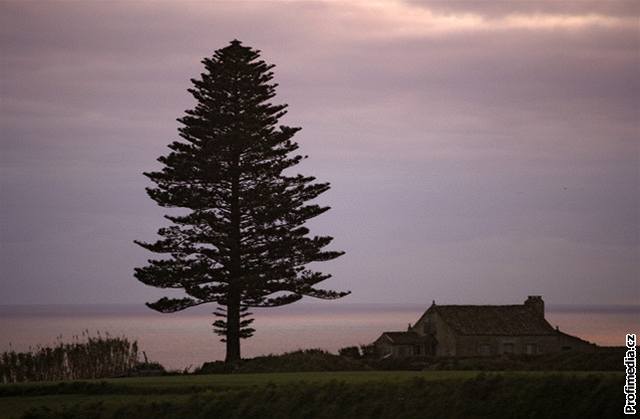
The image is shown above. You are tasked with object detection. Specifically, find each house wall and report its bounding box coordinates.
[393,345,415,357]
[375,340,393,358]
[454,335,560,357]
[374,340,418,358]
[412,310,457,356]
[453,334,595,357]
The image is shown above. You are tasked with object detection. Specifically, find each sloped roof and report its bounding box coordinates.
[432,305,556,336]
[555,329,595,345]
[379,331,428,345]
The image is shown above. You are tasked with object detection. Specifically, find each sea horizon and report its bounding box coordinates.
[1,302,637,370]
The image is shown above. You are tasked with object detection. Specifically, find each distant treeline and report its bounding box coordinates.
[1,333,139,383]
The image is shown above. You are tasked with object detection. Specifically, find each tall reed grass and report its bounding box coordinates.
[1,331,139,383]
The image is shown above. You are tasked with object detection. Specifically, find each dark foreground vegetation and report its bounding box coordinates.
[2,341,624,385]
[1,371,622,419]
[1,334,162,384]
[365,347,629,372]
[198,349,368,374]
[198,346,628,374]
[1,342,627,418]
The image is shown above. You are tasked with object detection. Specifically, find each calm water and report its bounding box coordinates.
[1,303,637,370]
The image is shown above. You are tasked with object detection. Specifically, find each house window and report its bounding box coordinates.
[502,343,515,354]
[525,344,537,355]
[478,344,491,356]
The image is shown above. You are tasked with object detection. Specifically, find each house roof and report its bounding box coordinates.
[378,331,429,345]
[430,304,556,336]
[555,329,595,345]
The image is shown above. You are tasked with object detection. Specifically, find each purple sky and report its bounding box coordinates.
[1,1,638,306]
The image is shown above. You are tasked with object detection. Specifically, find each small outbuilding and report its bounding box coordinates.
[372,331,436,359]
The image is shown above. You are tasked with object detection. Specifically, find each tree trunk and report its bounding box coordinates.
[226,149,242,366]
[225,296,241,365]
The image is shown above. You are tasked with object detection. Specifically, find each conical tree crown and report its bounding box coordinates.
[134,40,348,341]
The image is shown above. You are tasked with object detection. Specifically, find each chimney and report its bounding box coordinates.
[524,295,544,318]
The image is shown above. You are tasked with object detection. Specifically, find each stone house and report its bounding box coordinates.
[373,296,595,358]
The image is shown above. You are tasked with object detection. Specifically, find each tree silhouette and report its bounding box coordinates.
[134,40,348,364]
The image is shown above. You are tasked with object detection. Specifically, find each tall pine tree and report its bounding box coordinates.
[134,40,348,364]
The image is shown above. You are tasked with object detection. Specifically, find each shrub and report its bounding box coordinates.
[197,349,369,374]
[0,332,159,383]
[338,346,360,359]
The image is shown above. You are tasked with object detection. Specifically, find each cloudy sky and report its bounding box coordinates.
[1,1,638,307]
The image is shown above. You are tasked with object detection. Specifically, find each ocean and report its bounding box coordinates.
[0,303,637,370]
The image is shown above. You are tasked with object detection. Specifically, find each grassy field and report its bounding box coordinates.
[0,370,623,419]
